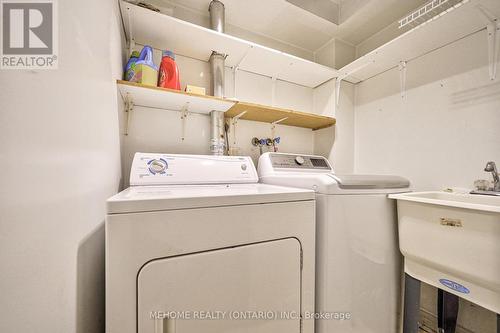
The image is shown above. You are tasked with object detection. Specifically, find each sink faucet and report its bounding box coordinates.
[484,161,500,191]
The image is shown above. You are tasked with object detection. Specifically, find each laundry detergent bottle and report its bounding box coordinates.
[127,45,158,86]
[158,50,180,90]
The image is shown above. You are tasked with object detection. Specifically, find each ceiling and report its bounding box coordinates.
[158,0,429,52]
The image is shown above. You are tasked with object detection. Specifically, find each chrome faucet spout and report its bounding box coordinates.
[484,161,500,191]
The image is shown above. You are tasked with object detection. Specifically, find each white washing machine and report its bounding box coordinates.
[105,153,316,333]
[258,152,410,333]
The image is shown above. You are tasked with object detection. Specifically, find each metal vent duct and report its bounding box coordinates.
[208,0,227,155]
[209,0,225,33]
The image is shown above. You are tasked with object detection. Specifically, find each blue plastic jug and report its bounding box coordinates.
[136,45,158,70]
[126,45,159,86]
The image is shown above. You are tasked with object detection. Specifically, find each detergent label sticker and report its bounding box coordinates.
[1,0,58,69]
[439,279,470,294]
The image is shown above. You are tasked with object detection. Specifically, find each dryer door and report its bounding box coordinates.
[137,238,302,333]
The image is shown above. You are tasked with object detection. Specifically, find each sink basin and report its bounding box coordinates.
[389,191,500,314]
[391,191,500,213]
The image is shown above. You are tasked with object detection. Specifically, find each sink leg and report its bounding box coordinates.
[403,273,421,333]
[437,289,459,333]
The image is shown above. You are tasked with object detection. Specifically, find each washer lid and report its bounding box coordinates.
[106,183,314,214]
[332,175,410,190]
[257,152,410,195]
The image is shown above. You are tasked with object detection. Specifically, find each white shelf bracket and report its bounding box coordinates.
[125,5,134,55]
[335,59,373,107]
[232,46,252,99]
[180,102,189,141]
[399,61,407,99]
[477,5,500,80]
[124,93,134,136]
[486,22,500,80]
[230,110,247,144]
[335,77,342,107]
[232,110,248,124]
[128,39,136,57]
[232,66,239,99]
[271,117,288,139]
[271,76,278,106]
[272,117,288,126]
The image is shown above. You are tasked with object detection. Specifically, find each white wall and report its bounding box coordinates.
[354,29,500,332]
[313,79,355,173]
[314,38,356,69]
[355,30,500,190]
[311,37,356,174]
[356,21,400,58]
[0,0,123,332]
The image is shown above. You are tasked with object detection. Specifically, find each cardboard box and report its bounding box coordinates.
[185,85,206,95]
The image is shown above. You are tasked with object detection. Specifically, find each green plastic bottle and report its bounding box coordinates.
[124,51,140,81]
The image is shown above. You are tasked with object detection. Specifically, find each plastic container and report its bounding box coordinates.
[128,45,158,87]
[158,50,180,90]
[124,51,140,81]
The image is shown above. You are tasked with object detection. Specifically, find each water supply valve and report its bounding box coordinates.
[251,137,281,154]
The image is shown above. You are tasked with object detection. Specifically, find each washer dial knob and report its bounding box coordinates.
[295,156,305,165]
[148,158,168,174]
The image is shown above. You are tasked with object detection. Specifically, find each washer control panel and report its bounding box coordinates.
[130,153,258,186]
[269,153,331,170]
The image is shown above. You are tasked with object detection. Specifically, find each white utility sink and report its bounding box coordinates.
[391,191,500,213]
[389,191,500,314]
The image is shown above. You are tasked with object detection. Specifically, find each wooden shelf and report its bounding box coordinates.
[116,80,335,130]
[117,80,235,114]
[120,0,338,88]
[338,0,500,83]
[226,102,335,130]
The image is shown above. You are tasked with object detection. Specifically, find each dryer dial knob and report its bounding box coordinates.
[148,159,167,174]
[295,156,305,165]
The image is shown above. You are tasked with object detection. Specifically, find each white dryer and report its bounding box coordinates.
[258,152,410,333]
[105,153,316,333]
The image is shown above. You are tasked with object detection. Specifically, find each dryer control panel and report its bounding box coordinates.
[268,153,332,170]
[130,153,258,186]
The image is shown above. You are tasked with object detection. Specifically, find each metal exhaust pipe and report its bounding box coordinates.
[209,0,225,33]
[209,52,225,99]
[209,0,226,155]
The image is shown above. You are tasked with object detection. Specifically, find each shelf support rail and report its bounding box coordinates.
[230,110,248,145]
[271,76,278,106]
[335,59,373,106]
[232,46,252,99]
[271,117,288,140]
[399,61,407,99]
[124,93,134,136]
[180,102,189,141]
[477,5,500,80]
[232,66,239,99]
[128,39,136,59]
[272,117,288,125]
[125,4,135,56]
[231,110,248,123]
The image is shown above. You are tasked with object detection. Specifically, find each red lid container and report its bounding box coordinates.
[158,50,180,90]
